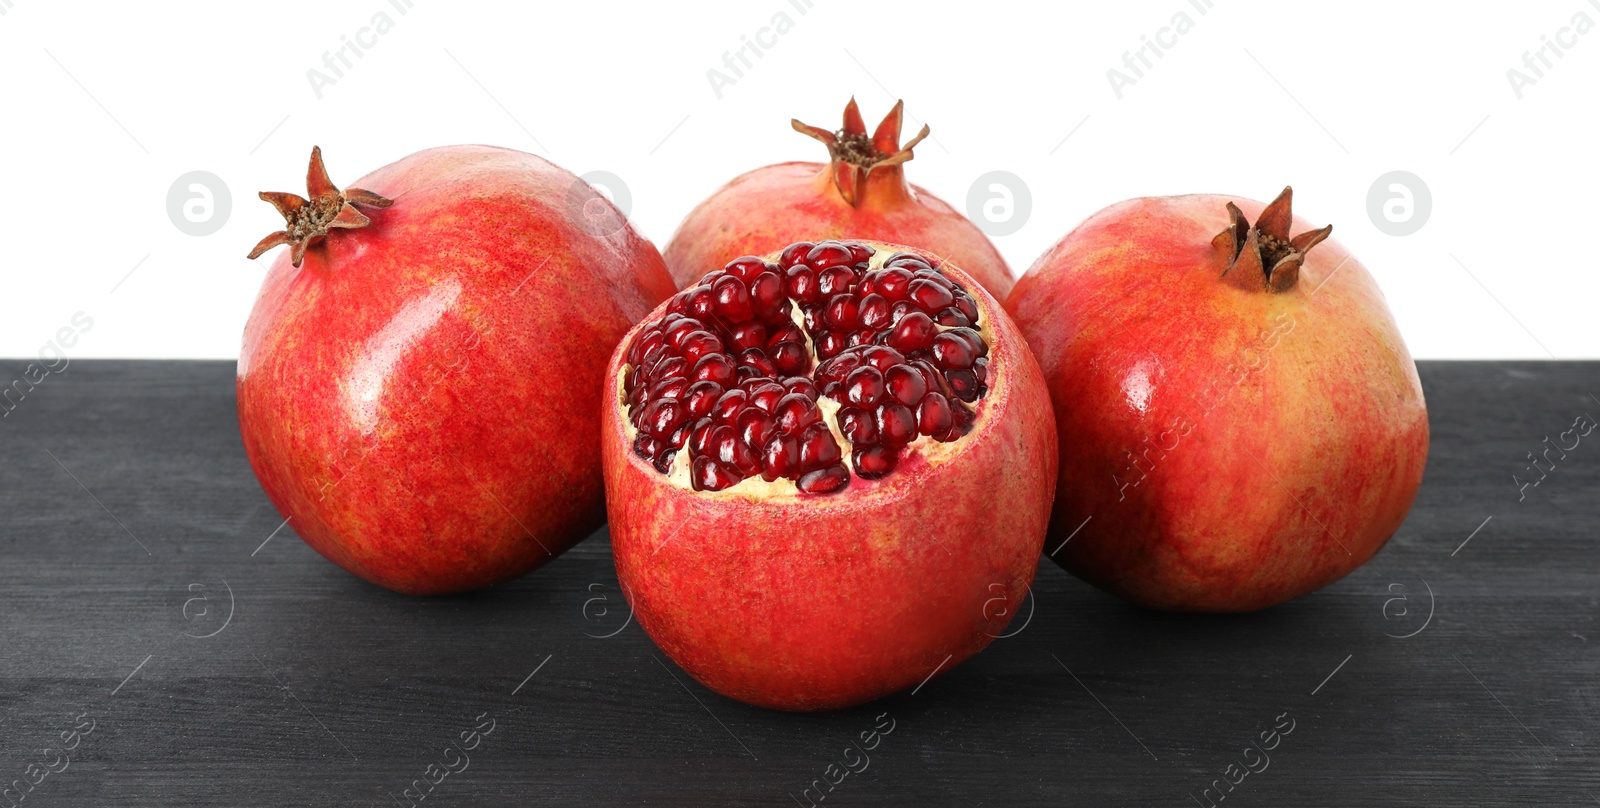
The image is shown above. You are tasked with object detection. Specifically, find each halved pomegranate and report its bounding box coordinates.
[602,240,1057,711]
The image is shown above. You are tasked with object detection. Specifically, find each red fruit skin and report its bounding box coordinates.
[663,163,1015,299]
[238,145,675,595]
[1006,194,1429,612]
[604,249,1056,711]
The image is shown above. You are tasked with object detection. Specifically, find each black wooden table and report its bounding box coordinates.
[1,360,1596,806]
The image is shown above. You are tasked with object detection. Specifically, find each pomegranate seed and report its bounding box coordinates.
[913,268,955,288]
[910,359,946,395]
[633,433,662,461]
[817,332,848,359]
[751,271,785,318]
[884,365,928,406]
[875,268,914,300]
[858,293,892,330]
[652,449,677,474]
[888,311,936,353]
[680,331,725,364]
[729,322,767,352]
[766,322,805,348]
[737,408,778,451]
[933,307,970,327]
[802,306,824,333]
[642,398,686,438]
[826,294,860,330]
[780,241,815,268]
[930,332,976,369]
[775,393,820,435]
[648,376,690,401]
[844,366,884,407]
[942,400,976,441]
[973,357,989,385]
[782,377,819,399]
[724,255,769,282]
[847,330,874,348]
[818,266,855,297]
[846,242,876,263]
[761,434,800,481]
[884,252,931,270]
[748,382,786,414]
[688,288,715,319]
[917,392,953,436]
[771,341,808,375]
[806,241,855,271]
[667,419,693,449]
[689,418,715,454]
[954,294,979,322]
[906,278,955,312]
[876,402,916,446]
[946,369,980,402]
[640,345,668,376]
[799,423,842,469]
[889,300,916,325]
[692,456,741,492]
[691,353,737,386]
[652,355,688,381]
[838,406,878,445]
[797,464,851,494]
[712,276,754,321]
[739,348,777,377]
[712,389,748,424]
[861,346,906,372]
[853,445,898,479]
[785,266,819,303]
[665,292,690,315]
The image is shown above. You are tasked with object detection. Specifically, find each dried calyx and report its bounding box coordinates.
[1213,187,1333,293]
[622,241,992,495]
[248,146,393,268]
[792,99,929,207]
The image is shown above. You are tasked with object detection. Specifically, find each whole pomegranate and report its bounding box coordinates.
[662,99,1015,299]
[1006,188,1428,612]
[239,146,674,595]
[603,239,1056,710]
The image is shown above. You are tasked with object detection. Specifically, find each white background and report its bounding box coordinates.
[0,0,1594,360]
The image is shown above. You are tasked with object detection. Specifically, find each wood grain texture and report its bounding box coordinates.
[1,360,1597,806]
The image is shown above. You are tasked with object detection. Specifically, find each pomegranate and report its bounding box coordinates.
[1006,188,1429,612]
[239,146,675,595]
[603,239,1056,710]
[662,98,1015,299]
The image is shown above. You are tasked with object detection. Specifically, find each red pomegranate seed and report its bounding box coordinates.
[712,389,748,424]
[775,393,820,435]
[853,445,898,479]
[786,266,819,303]
[846,242,876,263]
[861,346,906,372]
[884,365,927,406]
[738,408,778,451]
[826,294,860,330]
[748,382,786,414]
[688,288,715,319]
[692,456,741,492]
[648,376,690,401]
[653,355,688,381]
[766,322,805,348]
[642,398,686,438]
[858,293,892,330]
[728,322,766,352]
[954,294,979,322]
[884,252,931,270]
[876,402,916,446]
[780,241,815,268]
[818,266,855,297]
[667,419,693,448]
[931,332,976,369]
[782,377,819,398]
[817,332,848,359]
[844,366,884,407]
[691,353,737,386]
[799,423,842,469]
[771,341,808,375]
[906,278,955,312]
[665,292,690,315]
[838,406,877,445]
[933,307,970,327]
[689,418,715,454]
[973,357,988,385]
[888,312,936,353]
[633,433,662,460]
[724,255,769,282]
[739,348,777,377]
[917,392,953,436]
[712,276,754,321]
[941,400,976,441]
[680,331,725,364]
[888,300,915,325]
[874,268,914,300]
[806,242,855,271]
[761,434,800,481]
[946,369,980,402]
[797,464,851,494]
[751,271,786,318]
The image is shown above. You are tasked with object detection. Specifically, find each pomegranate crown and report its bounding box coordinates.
[1213,187,1333,293]
[247,146,393,268]
[792,98,930,208]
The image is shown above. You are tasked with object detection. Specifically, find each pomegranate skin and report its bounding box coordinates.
[238,145,675,595]
[1006,193,1428,612]
[604,245,1056,711]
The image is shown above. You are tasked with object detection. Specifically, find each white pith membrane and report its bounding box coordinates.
[619,241,998,497]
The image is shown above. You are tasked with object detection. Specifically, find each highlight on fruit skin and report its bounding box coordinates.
[1005,187,1429,613]
[662,98,1016,300]
[238,145,675,596]
[604,239,1057,711]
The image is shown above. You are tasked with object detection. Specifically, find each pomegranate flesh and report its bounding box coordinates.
[1006,188,1429,612]
[604,239,1056,710]
[239,146,675,595]
[663,99,1015,299]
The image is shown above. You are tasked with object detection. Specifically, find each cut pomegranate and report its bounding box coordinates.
[620,240,992,495]
[602,239,1058,711]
